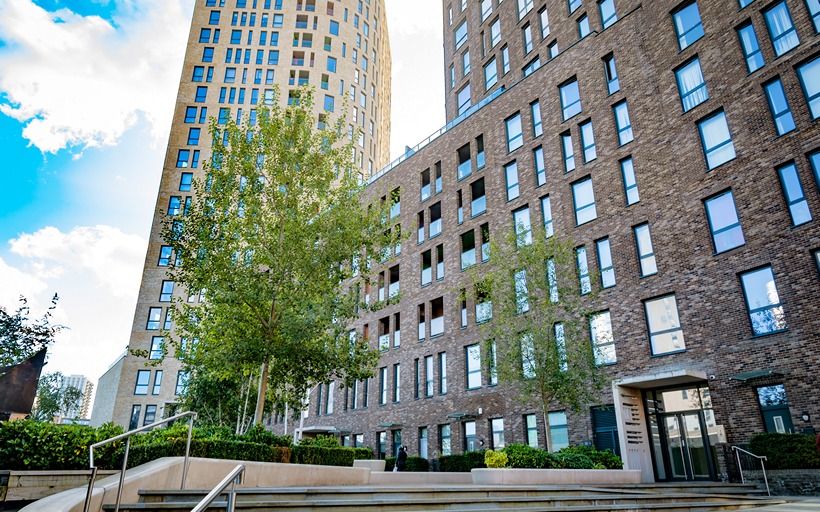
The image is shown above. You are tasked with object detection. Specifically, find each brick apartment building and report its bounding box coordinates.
[96,0,820,484]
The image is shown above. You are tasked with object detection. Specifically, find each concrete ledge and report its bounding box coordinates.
[5,470,118,502]
[471,468,643,486]
[370,472,472,485]
[353,459,386,472]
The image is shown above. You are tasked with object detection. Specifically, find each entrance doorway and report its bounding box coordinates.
[646,385,719,481]
[757,384,794,434]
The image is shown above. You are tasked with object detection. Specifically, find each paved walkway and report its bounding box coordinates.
[755,497,820,510]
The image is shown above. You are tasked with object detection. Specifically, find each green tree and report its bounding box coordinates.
[0,294,63,367]
[178,365,263,435]
[30,372,84,422]
[158,86,391,424]
[462,229,609,452]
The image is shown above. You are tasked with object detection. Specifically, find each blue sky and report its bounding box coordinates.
[0,0,443,392]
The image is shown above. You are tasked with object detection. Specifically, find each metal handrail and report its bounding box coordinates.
[191,464,245,512]
[732,445,770,496]
[83,411,198,512]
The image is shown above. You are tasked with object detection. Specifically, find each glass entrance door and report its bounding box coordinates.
[660,411,713,481]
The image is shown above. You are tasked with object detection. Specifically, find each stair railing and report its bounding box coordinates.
[732,445,770,496]
[83,410,198,512]
[191,464,245,512]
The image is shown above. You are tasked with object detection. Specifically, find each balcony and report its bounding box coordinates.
[388,282,400,299]
[471,196,486,216]
[421,267,432,286]
[430,316,444,337]
[421,184,431,202]
[461,249,476,270]
[430,219,442,238]
[457,160,471,180]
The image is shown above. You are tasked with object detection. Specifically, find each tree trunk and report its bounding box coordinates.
[254,359,269,424]
[543,410,553,453]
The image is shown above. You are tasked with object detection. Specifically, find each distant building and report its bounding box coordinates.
[90,352,126,427]
[60,374,94,420]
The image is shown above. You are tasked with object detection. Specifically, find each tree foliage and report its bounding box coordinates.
[0,294,63,367]
[30,372,84,422]
[158,86,391,423]
[462,230,609,451]
[176,365,263,435]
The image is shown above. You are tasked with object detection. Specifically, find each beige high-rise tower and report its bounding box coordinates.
[92,0,391,429]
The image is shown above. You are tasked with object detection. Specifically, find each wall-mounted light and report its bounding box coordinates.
[802,411,811,422]
[479,439,485,446]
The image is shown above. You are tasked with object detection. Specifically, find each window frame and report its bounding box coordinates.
[672,1,704,51]
[697,110,736,170]
[739,265,788,336]
[763,77,796,135]
[643,294,686,356]
[703,189,745,254]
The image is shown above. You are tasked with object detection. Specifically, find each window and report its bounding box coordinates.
[184,107,197,123]
[675,58,708,112]
[578,15,590,38]
[506,113,523,152]
[513,207,532,247]
[392,365,401,403]
[517,0,534,19]
[613,101,633,145]
[147,307,162,330]
[590,311,616,365]
[490,18,501,47]
[579,121,596,162]
[481,223,491,262]
[327,56,337,72]
[541,196,553,237]
[523,57,541,77]
[461,230,476,270]
[195,86,208,103]
[457,84,472,115]
[379,367,388,405]
[501,46,510,74]
[505,161,520,201]
[568,0,582,13]
[562,132,575,172]
[738,23,764,73]
[596,238,615,288]
[557,324,568,370]
[128,405,141,430]
[621,158,640,205]
[159,280,174,302]
[439,352,448,394]
[576,247,591,295]
[525,414,538,448]
[425,356,434,397]
[158,245,173,266]
[603,54,619,94]
[634,223,657,276]
[515,269,530,313]
[421,250,433,286]
[810,150,820,191]
[135,370,150,395]
[523,23,533,53]
[673,2,704,50]
[764,2,799,57]
[431,298,444,337]
[476,283,492,323]
[488,340,498,385]
[698,111,736,169]
[740,266,787,335]
[531,101,543,137]
[455,20,468,49]
[572,177,597,225]
[704,190,745,253]
[466,344,482,389]
[534,147,546,187]
[645,295,686,355]
[539,7,550,39]
[429,202,442,237]
[599,0,617,28]
[471,178,486,216]
[764,79,795,135]
[209,10,221,24]
[809,0,820,32]
[560,79,581,120]
[777,163,813,226]
[484,58,498,90]
[548,411,569,450]
[481,0,492,21]
[462,50,471,75]
[149,336,164,360]
[457,145,471,181]
[797,57,820,119]
[440,424,452,455]
[152,370,162,395]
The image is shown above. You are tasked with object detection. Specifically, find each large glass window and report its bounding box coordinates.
[146,307,162,330]
[764,2,799,57]
[523,23,534,53]
[534,147,546,186]
[580,121,596,162]
[599,0,617,28]
[740,266,787,335]
[548,411,569,450]
[455,20,468,49]
[621,157,640,205]
[491,418,505,448]
[518,0,534,19]
[515,269,530,313]
[490,18,501,47]
[596,238,615,288]
[134,370,150,395]
[562,132,575,172]
[576,247,591,295]
[464,420,477,451]
[673,2,704,50]
[704,190,745,253]
[797,57,820,119]
[613,101,633,145]
[525,414,539,448]
[484,58,498,90]
[644,295,686,355]
[560,79,582,120]
[572,177,597,225]
[505,161,520,201]
[540,7,550,39]
[808,0,820,32]
[676,58,708,112]
[590,311,616,365]
[777,163,813,226]
[513,207,533,247]
[604,54,620,95]
[541,196,554,237]
[506,113,524,152]
[531,101,543,137]
[634,223,657,276]
[466,344,482,389]
[764,78,795,135]
[440,424,451,455]
[149,336,163,360]
[738,23,765,73]
[698,111,736,170]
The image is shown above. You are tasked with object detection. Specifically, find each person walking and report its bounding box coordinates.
[396,445,408,472]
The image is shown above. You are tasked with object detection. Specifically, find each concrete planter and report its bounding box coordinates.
[471,468,643,486]
[744,469,820,496]
[4,470,117,502]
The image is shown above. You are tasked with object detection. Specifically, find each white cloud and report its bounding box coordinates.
[9,225,147,298]
[0,0,194,154]
[0,256,48,308]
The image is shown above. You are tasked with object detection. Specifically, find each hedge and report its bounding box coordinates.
[291,445,373,466]
[438,450,487,472]
[749,433,820,470]
[385,456,430,472]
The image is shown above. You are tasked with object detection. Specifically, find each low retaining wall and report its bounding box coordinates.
[4,470,117,502]
[471,468,643,486]
[744,469,820,496]
[370,472,472,485]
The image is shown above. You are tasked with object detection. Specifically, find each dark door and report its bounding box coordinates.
[591,406,621,457]
[659,411,714,481]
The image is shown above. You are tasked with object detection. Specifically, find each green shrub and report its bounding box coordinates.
[484,450,508,468]
[406,456,430,472]
[558,445,622,469]
[124,438,291,468]
[298,434,341,447]
[0,421,125,470]
[438,450,486,472]
[385,456,395,471]
[242,424,291,447]
[749,433,820,470]
[501,444,545,468]
[292,445,373,466]
[553,452,595,469]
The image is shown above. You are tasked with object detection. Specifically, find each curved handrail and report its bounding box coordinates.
[731,445,770,496]
[83,411,198,512]
[191,464,245,512]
